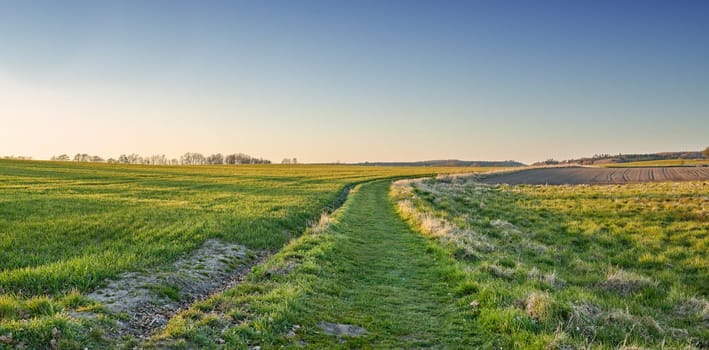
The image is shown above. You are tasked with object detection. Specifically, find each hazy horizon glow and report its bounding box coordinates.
[2,1,708,164]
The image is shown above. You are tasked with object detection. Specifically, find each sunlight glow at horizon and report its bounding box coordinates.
[1,1,707,164]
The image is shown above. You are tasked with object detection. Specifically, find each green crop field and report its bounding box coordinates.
[393,176,708,348]
[0,159,481,348]
[2,159,706,349]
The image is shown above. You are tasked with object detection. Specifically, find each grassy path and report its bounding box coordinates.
[297,180,478,348]
[153,180,478,349]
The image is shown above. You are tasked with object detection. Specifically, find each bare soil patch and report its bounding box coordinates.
[480,167,709,185]
[73,240,265,339]
[70,185,355,341]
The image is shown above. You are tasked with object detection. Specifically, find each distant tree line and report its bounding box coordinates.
[49,152,273,165]
[2,155,32,160]
[356,159,525,167]
[179,152,271,165]
[533,150,708,166]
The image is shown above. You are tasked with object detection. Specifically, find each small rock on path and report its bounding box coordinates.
[318,322,368,337]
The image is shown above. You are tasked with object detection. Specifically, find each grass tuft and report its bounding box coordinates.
[599,268,656,295]
[523,292,551,321]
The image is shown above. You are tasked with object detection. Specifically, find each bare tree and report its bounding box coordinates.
[180,153,192,165]
[51,154,70,161]
[235,153,251,164]
[181,152,206,165]
[207,153,224,165]
[73,153,92,162]
[147,154,167,165]
[703,146,709,158]
[126,154,142,164]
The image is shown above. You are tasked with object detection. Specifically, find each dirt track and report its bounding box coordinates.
[480,167,709,185]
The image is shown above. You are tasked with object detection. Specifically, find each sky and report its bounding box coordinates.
[1,0,707,164]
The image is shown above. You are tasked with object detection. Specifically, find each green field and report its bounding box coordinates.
[393,176,708,348]
[2,160,707,348]
[0,160,485,348]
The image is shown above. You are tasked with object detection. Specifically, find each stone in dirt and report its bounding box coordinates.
[286,324,301,337]
[0,334,13,344]
[318,322,367,337]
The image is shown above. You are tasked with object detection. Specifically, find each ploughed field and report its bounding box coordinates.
[481,166,709,185]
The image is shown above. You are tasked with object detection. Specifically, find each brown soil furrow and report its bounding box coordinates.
[622,169,631,182]
[481,167,709,185]
[607,169,617,183]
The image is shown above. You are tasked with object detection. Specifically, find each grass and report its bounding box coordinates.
[148,181,482,349]
[0,159,483,347]
[602,159,709,167]
[4,158,705,348]
[392,176,708,348]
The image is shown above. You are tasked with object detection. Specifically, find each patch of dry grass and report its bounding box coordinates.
[599,268,656,295]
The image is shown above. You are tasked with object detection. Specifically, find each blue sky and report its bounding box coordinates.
[1,0,707,163]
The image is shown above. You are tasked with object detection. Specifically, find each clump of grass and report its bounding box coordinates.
[309,212,331,235]
[527,268,565,289]
[603,308,663,339]
[547,328,576,350]
[599,268,655,295]
[567,301,602,339]
[520,291,568,325]
[150,283,181,302]
[523,292,551,321]
[24,296,57,317]
[59,289,92,309]
[673,297,709,326]
[453,281,479,296]
[0,295,22,320]
[483,263,516,280]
